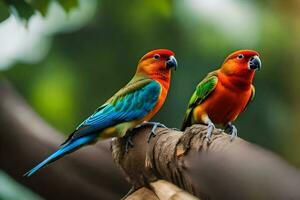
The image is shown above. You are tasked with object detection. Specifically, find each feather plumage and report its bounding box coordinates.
[25,49,177,176]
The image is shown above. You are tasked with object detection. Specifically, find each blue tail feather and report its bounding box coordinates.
[24,134,97,177]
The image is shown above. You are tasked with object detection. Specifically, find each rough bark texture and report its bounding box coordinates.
[125,187,159,200]
[0,79,129,200]
[112,124,300,200]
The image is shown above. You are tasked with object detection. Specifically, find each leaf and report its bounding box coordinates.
[0,1,10,21]
[4,0,35,21]
[57,0,78,13]
[1,0,79,23]
[30,0,51,16]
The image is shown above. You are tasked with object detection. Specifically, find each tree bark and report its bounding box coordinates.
[0,79,129,200]
[125,180,200,200]
[112,123,300,200]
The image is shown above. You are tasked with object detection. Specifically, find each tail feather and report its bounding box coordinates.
[24,134,97,177]
[181,108,193,131]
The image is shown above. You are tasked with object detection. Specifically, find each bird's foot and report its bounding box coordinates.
[137,122,167,143]
[205,122,215,143]
[171,127,180,131]
[123,133,134,153]
[225,123,238,141]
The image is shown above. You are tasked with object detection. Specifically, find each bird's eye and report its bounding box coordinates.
[153,54,160,60]
[237,54,244,60]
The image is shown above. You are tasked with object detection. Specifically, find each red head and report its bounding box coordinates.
[136,49,177,79]
[220,50,261,79]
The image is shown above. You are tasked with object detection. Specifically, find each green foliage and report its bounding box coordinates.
[0,1,10,21]
[57,0,78,12]
[1,0,78,22]
[30,0,51,16]
[29,57,78,134]
[5,0,35,21]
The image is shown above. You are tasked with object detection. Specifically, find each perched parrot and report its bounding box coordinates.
[24,49,178,177]
[181,50,261,140]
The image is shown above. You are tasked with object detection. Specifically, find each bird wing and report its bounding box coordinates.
[63,78,161,144]
[181,70,218,130]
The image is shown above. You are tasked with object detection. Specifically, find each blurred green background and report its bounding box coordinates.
[1,0,300,199]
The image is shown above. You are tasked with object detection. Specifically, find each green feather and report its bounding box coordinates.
[181,70,218,130]
[106,77,153,106]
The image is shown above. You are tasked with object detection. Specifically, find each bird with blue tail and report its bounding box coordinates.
[24,49,178,177]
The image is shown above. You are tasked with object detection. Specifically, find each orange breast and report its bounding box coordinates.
[194,81,252,126]
[144,78,170,122]
[144,87,167,121]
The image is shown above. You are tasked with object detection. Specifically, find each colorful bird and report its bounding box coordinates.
[24,49,178,176]
[181,50,261,141]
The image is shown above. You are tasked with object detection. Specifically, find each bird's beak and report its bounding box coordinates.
[248,55,261,71]
[166,55,178,70]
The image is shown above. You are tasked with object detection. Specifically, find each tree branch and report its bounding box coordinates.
[125,180,200,200]
[0,79,129,200]
[112,124,300,200]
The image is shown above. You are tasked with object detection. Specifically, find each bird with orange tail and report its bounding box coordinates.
[24,49,178,177]
[181,50,261,141]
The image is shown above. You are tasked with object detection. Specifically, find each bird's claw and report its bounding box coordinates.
[148,130,156,143]
[225,123,238,141]
[133,122,167,143]
[139,122,167,143]
[205,122,215,143]
[124,134,134,153]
